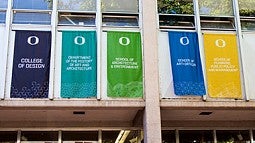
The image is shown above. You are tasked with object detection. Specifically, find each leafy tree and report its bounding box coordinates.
[158,0,193,14]
[239,0,255,16]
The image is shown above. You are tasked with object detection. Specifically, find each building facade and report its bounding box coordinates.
[1,0,255,142]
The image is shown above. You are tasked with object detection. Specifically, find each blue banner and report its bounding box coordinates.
[11,31,51,98]
[168,31,205,95]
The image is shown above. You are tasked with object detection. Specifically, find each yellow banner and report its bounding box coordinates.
[203,33,242,99]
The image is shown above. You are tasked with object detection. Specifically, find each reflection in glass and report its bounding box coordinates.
[0,131,17,143]
[13,0,52,10]
[162,130,175,143]
[13,12,51,24]
[241,19,255,30]
[199,0,233,16]
[58,13,95,26]
[157,0,194,14]
[102,15,138,27]
[102,0,138,13]
[239,0,255,17]
[159,15,194,29]
[0,12,6,23]
[216,130,250,143]
[62,131,98,141]
[0,0,8,8]
[58,0,96,11]
[21,131,58,141]
[179,130,214,143]
[102,130,143,143]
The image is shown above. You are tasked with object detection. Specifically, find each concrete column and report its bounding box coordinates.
[141,0,162,143]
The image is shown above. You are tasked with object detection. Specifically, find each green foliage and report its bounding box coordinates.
[158,0,194,14]
[239,0,255,16]
[198,0,233,16]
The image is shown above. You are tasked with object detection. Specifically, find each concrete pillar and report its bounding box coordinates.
[142,0,162,142]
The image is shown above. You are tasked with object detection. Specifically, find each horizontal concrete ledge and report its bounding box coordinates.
[0,99,145,109]
[160,99,255,109]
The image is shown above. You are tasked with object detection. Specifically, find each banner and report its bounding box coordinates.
[107,31,143,97]
[203,33,242,99]
[168,31,205,95]
[11,31,51,98]
[241,33,255,99]
[61,31,97,98]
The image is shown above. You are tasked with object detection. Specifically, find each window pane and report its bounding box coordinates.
[13,12,51,24]
[21,131,58,141]
[58,13,96,26]
[216,130,250,143]
[199,0,234,16]
[102,15,138,27]
[162,130,175,143]
[0,12,6,23]
[13,0,52,10]
[62,131,98,141]
[0,131,17,143]
[159,15,194,29]
[241,19,255,30]
[58,0,96,11]
[179,130,214,143]
[157,0,194,14]
[0,0,8,8]
[239,0,255,17]
[102,0,138,13]
[102,130,142,143]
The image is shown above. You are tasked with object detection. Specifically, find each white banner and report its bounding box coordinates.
[241,33,255,99]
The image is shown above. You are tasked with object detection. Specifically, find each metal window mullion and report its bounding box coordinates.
[176,129,179,143]
[96,0,102,100]
[17,130,21,143]
[48,0,58,100]
[213,130,217,143]
[233,0,248,101]
[194,0,207,101]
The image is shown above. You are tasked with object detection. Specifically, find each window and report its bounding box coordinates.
[198,0,235,30]
[102,0,139,28]
[158,0,195,29]
[239,0,255,31]
[20,131,58,142]
[179,130,214,143]
[57,0,96,26]
[12,0,52,25]
[0,131,17,143]
[162,130,175,143]
[102,130,143,143]
[62,131,98,142]
[216,130,250,143]
[0,0,8,24]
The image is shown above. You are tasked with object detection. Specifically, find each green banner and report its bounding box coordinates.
[61,31,97,98]
[107,31,143,97]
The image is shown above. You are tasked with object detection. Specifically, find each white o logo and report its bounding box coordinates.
[27,36,39,45]
[74,36,85,45]
[180,37,189,46]
[215,39,226,48]
[119,37,130,46]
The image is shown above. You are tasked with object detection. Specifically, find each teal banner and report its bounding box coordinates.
[61,31,97,98]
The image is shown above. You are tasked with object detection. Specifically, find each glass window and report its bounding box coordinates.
[102,0,138,13]
[13,0,52,10]
[58,12,96,26]
[239,0,255,17]
[179,130,214,143]
[240,19,255,30]
[0,131,17,143]
[162,130,175,143]
[102,130,143,143]
[199,0,234,16]
[0,0,8,8]
[20,131,58,141]
[58,0,96,11]
[62,131,98,141]
[216,130,250,143]
[13,12,51,24]
[157,0,194,14]
[102,15,138,27]
[0,11,6,23]
[159,14,194,29]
